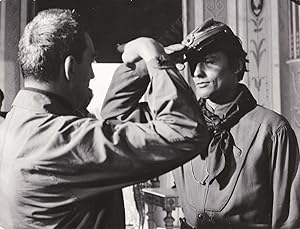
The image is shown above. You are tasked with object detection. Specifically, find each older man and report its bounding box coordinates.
[0,9,208,229]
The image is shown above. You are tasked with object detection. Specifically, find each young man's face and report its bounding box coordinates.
[191,50,238,103]
[71,32,96,111]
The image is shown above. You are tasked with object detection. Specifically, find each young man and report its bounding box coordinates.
[102,19,300,228]
[171,19,300,229]
[0,9,208,229]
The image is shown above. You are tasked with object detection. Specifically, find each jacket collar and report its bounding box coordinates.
[200,83,257,119]
[12,88,75,116]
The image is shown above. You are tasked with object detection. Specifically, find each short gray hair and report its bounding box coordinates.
[18,8,86,82]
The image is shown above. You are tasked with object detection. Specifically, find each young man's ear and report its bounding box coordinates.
[64,56,76,81]
[233,59,243,75]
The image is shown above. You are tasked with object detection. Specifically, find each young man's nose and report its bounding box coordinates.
[193,62,206,78]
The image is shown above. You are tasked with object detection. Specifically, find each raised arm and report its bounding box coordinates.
[37,38,208,195]
[98,37,209,184]
[101,59,151,122]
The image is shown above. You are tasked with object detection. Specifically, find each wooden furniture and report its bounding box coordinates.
[142,188,180,229]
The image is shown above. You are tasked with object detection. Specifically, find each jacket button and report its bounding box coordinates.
[198,213,205,221]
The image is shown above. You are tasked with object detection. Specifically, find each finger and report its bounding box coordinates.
[164,44,186,54]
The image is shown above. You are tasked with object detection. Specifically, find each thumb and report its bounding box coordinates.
[121,51,142,64]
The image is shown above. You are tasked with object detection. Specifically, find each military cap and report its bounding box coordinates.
[173,18,248,80]
[182,18,236,52]
[170,18,244,64]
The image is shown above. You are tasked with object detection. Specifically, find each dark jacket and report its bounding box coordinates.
[0,58,208,229]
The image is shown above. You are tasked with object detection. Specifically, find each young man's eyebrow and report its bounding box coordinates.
[204,53,218,58]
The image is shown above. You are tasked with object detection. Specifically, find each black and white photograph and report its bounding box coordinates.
[0,0,300,228]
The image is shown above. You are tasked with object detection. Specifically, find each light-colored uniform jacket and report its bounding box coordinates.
[104,66,300,228]
[173,94,300,229]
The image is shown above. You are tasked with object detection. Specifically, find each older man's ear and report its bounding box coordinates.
[64,55,76,81]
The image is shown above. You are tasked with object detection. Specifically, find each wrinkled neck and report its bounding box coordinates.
[24,78,74,109]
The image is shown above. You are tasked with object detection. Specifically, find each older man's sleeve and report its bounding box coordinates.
[97,57,208,183]
[24,55,208,201]
[101,60,151,123]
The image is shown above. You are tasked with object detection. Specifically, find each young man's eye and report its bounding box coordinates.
[204,59,214,64]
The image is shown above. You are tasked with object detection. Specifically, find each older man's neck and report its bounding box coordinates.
[24,79,72,105]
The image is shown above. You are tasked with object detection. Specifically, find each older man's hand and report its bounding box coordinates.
[121,37,166,63]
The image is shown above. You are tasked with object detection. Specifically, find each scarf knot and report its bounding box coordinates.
[200,84,257,183]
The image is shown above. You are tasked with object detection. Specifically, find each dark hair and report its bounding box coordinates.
[18,9,87,82]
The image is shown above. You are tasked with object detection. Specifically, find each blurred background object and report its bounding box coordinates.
[36,0,182,63]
